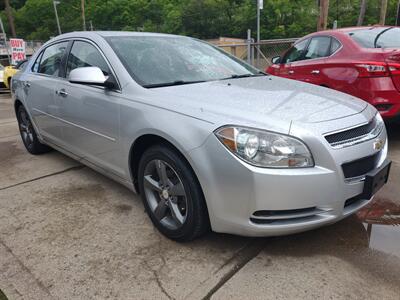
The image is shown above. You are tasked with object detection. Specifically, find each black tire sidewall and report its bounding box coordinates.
[138,145,208,241]
[17,105,50,154]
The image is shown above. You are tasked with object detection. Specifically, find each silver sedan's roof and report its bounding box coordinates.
[52,31,187,41]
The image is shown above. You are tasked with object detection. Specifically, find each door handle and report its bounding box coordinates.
[24,82,31,88]
[56,89,68,97]
[288,70,295,74]
[311,70,320,74]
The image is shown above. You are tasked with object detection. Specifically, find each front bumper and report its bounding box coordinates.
[188,124,388,237]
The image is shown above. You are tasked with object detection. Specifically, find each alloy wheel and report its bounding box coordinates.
[18,109,34,148]
[143,159,188,230]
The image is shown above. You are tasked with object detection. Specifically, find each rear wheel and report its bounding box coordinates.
[16,105,52,155]
[138,145,209,241]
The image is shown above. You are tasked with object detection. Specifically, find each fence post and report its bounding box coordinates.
[251,39,255,66]
[246,29,251,64]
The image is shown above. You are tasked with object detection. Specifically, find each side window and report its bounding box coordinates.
[304,36,331,60]
[330,38,341,55]
[18,61,28,70]
[282,39,309,64]
[66,41,110,78]
[37,42,68,76]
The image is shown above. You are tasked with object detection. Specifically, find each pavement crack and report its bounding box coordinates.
[0,238,53,298]
[143,259,174,300]
[0,165,84,191]
[201,238,265,300]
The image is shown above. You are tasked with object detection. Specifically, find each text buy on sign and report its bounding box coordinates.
[10,38,26,65]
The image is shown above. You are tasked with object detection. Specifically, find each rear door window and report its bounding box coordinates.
[304,36,331,60]
[330,38,341,54]
[36,42,68,76]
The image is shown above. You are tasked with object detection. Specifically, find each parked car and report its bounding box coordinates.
[12,32,391,241]
[4,59,29,89]
[267,26,400,121]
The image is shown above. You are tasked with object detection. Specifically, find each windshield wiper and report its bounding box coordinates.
[144,80,206,88]
[220,72,267,80]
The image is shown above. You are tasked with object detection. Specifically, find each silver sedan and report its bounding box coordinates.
[12,32,391,241]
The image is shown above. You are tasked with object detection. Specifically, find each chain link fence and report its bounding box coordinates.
[0,37,296,69]
[216,38,298,70]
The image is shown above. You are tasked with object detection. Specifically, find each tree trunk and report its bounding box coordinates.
[396,0,400,26]
[4,0,16,37]
[317,0,330,31]
[379,0,388,25]
[357,0,367,26]
[81,0,86,31]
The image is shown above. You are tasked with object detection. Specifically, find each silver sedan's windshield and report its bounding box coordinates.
[106,35,261,88]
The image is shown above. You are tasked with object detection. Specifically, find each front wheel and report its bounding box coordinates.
[16,105,52,155]
[138,145,209,241]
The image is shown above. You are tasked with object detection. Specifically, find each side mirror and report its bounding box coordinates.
[271,56,281,64]
[69,67,116,88]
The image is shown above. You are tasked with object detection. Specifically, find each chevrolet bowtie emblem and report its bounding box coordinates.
[373,139,384,151]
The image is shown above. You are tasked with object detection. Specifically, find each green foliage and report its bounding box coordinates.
[1,0,399,41]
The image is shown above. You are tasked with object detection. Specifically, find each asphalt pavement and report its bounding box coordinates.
[0,93,399,300]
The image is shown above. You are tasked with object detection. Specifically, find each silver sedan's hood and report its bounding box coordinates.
[150,76,368,132]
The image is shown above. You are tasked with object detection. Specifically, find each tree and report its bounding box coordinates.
[4,0,16,37]
[3,0,400,41]
[357,0,367,26]
[379,0,388,25]
[317,0,330,31]
[81,0,86,31]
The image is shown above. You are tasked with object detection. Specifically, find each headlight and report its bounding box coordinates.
[371,112,384,136]
[215,126,314,168]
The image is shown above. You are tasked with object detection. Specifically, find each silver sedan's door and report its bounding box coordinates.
[55,40,124,177]
[25,41,69,144]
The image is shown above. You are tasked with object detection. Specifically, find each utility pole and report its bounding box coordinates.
[256,0,263,68]
[379,0,388,25]
[396,0,400,26]
[81,0,86,31]
[4,0,16,37]
[357,0,367,26]
[53,1,62,35]
[317,0,330,31]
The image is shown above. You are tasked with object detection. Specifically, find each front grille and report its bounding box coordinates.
[342,153,379,179]
[325,118,377,147]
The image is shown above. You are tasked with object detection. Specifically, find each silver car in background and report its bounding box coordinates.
[12,32,391,241]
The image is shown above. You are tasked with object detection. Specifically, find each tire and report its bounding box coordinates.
[16,105,52,155]
[138,145,209,242]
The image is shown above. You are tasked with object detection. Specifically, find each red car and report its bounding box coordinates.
[267,26,400,120]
